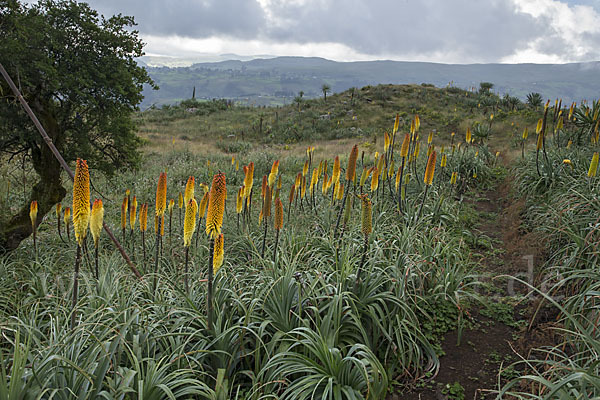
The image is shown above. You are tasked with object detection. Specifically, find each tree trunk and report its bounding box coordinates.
[0,109,66,253]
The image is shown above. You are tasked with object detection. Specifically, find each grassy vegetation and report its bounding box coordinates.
[2,83,598,398]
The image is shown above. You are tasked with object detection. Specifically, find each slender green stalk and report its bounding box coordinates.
[71,244,81,329]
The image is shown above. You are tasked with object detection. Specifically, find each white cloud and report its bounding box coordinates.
[508,0,600,62]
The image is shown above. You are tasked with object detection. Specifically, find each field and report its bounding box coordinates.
[1,84,599,399]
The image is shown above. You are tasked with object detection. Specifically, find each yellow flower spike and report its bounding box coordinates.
[522,127,528,140]
[302,160,309,177]
[277,175,282,190]
[235,160,239,171]
[213,234,224,273]
[72,159,90,245]
[338,182,345,201]
[130,196,138,230]
[183,198,198,247]
[205,173,226,239]
[410,119,415,134]
[395,166,402,190]
[154,214,158,235]
[414,142,421,158]
[536,118,543,134]
[90,199,104,247]
[231,156,235,166]
[388,159,395,178]
[415,114,420,131]
[332,156,341,184]
[347,144,359,182]
[310,168,319,195]
[274,198,283,231]
[155,172,167,217]
[427,131,433,145]
[198,191,209,219]
[424,151,437,185]
[360,194,372,236]
[440,154,447,168]
[301,176,307,199]
[450,172,458,185]
[393,113,400,134]
[160,215,165,236]
[563,159,572,167]
[56,203,62,219]
[184,176,195,204]
[400,133,410,158]
[536,132,544,151]
[370,167,379,192]
[29,200,38,230]
[168,198,174,214]
[384,132,390,153]
[588,152,599,177]
[64,207,71,232]
[466,127,472,144]
[243,162,254,198]
[140,203,148,232]
[236,187,244,214]
[268,160,279,187]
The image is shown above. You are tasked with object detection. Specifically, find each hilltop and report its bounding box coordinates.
[141,56,600,107]
[137,83,540,159]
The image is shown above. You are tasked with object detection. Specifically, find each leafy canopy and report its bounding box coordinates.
[0,0,155,174]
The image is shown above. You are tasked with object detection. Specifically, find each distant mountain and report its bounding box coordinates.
[140,56,600,108]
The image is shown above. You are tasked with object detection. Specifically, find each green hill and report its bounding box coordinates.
[141,56,600,107]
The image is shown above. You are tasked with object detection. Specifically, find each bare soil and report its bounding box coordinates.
[395,176,552,399]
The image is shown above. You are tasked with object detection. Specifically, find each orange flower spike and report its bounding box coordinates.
[72,159,90,245]
[346,144,359,182]
[274,198,283,230]
[261,175,268,199]
[155,172,167,217]
[424,151,437,185]
[29,201,38,229]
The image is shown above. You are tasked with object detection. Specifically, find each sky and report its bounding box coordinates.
[82,0,600,64]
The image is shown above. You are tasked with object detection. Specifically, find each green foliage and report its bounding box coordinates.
[442,382,465,399]
[0,0,154,251]
[526,92,543,110]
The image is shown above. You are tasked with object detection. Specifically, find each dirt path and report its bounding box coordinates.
[398,177,544,400]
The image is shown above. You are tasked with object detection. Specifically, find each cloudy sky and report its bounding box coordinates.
[85,0,600,64]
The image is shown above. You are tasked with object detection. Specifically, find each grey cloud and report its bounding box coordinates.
[87,0,266,37]
[83,0,599,62]
[263,0,543,62]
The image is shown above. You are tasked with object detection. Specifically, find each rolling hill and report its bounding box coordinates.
[141,56,600,108]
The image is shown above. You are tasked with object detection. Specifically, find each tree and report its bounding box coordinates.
[479,82,494,94]
[321,83,331,103]
[294,91,304,112]
[526,92,543,110]
[0,0,155,252]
